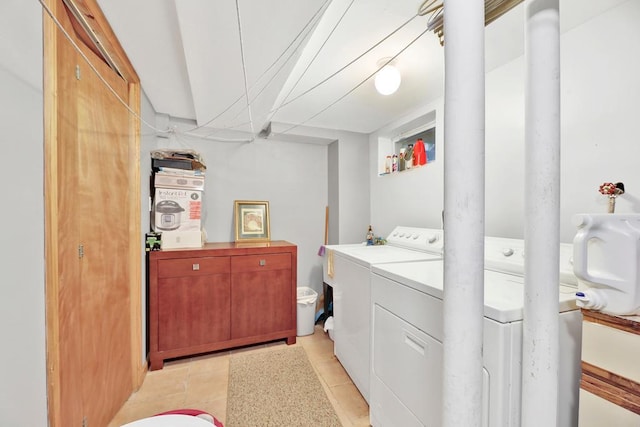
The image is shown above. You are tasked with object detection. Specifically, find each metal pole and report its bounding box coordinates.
[442,1,485,426]
[522,1,561,426]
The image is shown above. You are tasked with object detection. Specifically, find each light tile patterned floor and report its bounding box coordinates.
[108,325,370,426]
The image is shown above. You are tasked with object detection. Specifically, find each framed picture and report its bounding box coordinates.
[234,200,271,242]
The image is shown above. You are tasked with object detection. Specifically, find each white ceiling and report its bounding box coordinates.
[96,0,628,139]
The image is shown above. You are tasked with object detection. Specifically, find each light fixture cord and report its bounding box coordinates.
[234,0,255,136]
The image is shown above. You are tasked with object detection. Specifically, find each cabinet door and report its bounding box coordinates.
[231,253,293,339]
[158,257,231,350]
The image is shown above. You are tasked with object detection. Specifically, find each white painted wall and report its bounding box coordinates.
[0,1,48,426]
[370,0,640,244]
[370,100,446,237]
[327,141,340,245]
[336,133,371,244]
[149,123,331,295]
[146,121,369,295]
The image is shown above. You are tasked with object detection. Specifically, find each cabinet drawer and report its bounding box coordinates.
[157,256,230,278]
[231,253,291,272]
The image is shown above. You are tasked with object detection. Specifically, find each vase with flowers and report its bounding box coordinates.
[599,182,625,213]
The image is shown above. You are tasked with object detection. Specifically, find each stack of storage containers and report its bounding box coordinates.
[150,149,206,249]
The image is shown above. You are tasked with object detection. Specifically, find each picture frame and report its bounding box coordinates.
[234,200,271,242]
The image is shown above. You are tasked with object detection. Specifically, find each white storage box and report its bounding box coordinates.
[153,188,202,232]
[160,230,205,249]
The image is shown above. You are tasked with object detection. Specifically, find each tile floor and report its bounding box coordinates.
[108,325,370,426]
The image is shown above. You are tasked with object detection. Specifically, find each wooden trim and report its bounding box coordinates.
[128,81,145,389]
[43,0,62,425]
[581,361,640,415]
[60,0,139,83]
[582,309,640,335]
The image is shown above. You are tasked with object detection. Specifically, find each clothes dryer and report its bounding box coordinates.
[321,226,444,402]
[369,237,582,426]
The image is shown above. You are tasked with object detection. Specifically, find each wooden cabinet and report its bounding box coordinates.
[149,241,297,370]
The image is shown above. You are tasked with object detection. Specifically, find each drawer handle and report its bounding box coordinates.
[259,259,266,266]
[192,263,200,271]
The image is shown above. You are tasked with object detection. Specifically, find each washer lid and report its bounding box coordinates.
[328,244,442,266]
[371,260,578,323]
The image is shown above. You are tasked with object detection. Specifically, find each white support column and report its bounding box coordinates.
[442,1,485,426]
[522,1,561,426]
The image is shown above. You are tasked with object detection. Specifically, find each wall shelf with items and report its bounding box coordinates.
[378,115,436,176]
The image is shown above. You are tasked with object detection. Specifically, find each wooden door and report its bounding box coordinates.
[44,0,142,426]
[76,33,133,427]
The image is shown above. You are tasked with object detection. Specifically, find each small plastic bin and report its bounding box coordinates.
[296,287,318,336]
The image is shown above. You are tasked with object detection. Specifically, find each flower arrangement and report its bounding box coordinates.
[599,181,625,213]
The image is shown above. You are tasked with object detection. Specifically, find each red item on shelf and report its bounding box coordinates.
[414,139,427,166]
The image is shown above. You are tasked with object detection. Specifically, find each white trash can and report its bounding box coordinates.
[296,287,318,336]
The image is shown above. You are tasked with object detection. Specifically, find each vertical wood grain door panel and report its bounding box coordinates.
[76,33,133,427]
[54,6,84,424]
[45,0,138,425]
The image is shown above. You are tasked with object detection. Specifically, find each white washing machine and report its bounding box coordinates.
[321,226,444,403]
[369,237,583,427]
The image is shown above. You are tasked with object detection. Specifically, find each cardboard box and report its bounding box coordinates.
[152,188,202,232]
[153,172,205,191]
[160,230,205,249]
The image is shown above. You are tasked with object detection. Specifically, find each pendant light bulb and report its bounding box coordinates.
[375,64,401,95]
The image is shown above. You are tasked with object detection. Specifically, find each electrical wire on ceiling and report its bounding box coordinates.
[273,25,431,137]
[184,0,332,135]
[198,0,332,136]
[271,0,524,136]
[39,0,443,143]
[234,0,255,137]
[199,1,426,140]
[38,0,169,135]
[269,0,357,120]
[269,12,422,117]
[38,0,263,143]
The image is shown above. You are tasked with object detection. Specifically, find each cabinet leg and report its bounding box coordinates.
[149,357,164,371]
[286,335,297,345]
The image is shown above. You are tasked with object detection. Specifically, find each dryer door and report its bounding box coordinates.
[371,304,443,426]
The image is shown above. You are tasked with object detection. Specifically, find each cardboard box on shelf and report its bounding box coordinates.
[160,229,205,249]
[152,188,202,232]
[153,172,205,191]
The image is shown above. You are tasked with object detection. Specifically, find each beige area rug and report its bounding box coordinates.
[225,346,342,427]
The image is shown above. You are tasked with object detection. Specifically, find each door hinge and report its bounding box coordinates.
[76,65,81,80]
[78,244,84,259]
